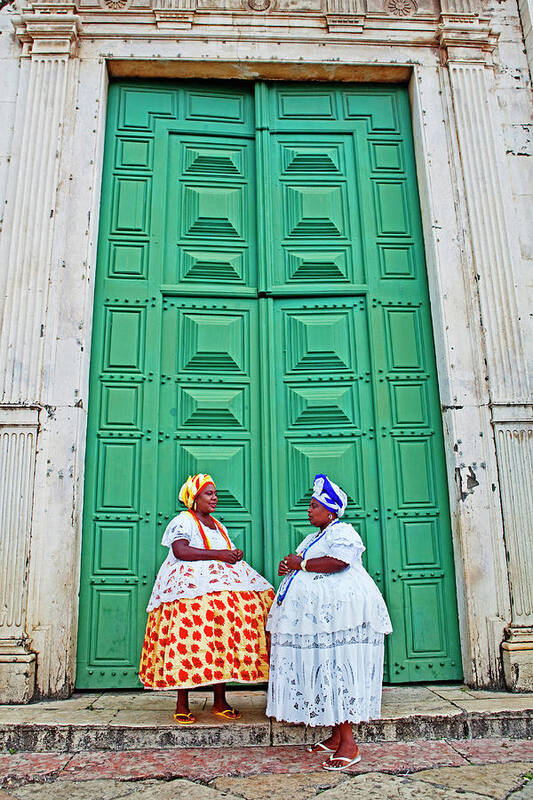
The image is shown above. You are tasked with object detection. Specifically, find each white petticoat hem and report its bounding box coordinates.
[266,625,385,727]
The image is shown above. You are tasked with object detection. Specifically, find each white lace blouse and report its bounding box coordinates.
[266,521,392,636]
[146,512,273,611]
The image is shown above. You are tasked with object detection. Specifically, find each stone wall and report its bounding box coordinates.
[0,0,531,701]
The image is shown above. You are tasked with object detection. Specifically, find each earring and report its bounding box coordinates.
[328,514,333,520]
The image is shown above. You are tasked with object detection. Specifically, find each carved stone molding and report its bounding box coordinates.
[152,0,194,27]
[438,0,497,61]
[244,0,271,10]
[384,0,417,17]
[151,0,192,26]
[440,0,481,17]
[491,405,533,690]
[439,20,497,62]
[100,0,130,10]
[12,10,82,57]
[0,407,38,704]
[326,0,365,31]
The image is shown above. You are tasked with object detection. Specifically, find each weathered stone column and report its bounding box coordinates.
[495,406,533,691]
[440,6,533,690]
[0,408,38,702]
[0,2,81,702]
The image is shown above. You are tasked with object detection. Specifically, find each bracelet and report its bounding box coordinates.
[300,559,308,572]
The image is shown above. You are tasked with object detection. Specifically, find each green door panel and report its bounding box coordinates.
[157,297,264,571]
[76,80,462,690]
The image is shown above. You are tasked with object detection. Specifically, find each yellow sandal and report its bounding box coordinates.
[212,707,241,720]
[173,711,196,725]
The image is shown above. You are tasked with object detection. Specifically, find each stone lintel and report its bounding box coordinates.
[107,58,412,82]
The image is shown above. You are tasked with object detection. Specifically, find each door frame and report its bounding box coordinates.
[13,58,509,697]
[74,72,498,692]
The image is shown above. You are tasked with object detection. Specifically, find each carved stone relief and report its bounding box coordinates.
[384,0,417,15]
[100,0,129,9]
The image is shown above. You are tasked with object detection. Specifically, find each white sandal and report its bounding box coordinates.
[306,742,335,754]
[322,754,361,771]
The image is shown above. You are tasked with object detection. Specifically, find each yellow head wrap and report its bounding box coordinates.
[178,474,215,509]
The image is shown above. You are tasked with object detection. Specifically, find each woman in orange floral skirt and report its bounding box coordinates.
[139,473,275,724]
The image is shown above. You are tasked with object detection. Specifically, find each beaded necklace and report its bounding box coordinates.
[187,510,232,550]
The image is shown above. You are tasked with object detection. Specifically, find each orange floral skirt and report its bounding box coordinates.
[139,589,275,690]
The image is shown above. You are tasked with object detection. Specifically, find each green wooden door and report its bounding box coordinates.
[76,80,462,689]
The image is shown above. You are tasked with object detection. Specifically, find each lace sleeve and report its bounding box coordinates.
[161,513,193,547]
[327,523,365,565]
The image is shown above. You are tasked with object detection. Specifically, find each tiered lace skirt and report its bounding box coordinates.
[266,624,385,726]
[140,588,274,690]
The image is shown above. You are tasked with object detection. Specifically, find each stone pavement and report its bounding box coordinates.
[0,738,532,799]
[1,686,532,752]
[0,686,532,798]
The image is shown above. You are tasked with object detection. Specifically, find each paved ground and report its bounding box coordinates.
[0,686,531,798]
[0,738,532,798]
[1,686,532,751]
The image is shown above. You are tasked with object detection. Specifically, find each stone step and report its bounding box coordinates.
[1,686,532,753]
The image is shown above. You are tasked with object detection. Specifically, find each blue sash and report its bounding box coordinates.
[276,520,340,606]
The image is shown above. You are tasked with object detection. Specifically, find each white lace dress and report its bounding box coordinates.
[266,521,392,726]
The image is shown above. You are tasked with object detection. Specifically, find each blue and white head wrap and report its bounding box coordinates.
[312,474,348,518]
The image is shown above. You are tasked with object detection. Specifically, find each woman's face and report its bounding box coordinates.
[308,496,335,528]
[195,483,218,514]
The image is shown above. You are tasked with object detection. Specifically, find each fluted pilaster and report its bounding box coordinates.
[492,408,533,620]
[0,408,38,703]
[496,409,533,690]
[446,64,528,402]
[0,14,81,404]
[0,9,80,703]
[444,43,533,689]
[0,409,38,639]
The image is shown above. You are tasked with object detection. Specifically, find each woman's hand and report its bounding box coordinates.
[286,553,303,571]
[278,553,302,575]
[217,549,243,564]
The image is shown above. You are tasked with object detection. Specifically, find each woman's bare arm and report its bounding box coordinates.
[279,553,347,575]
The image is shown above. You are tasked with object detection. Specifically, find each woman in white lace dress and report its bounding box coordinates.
[266,474,392,771]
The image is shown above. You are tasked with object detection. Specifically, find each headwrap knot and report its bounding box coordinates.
[178,474,215,509]
[312,473,348,518]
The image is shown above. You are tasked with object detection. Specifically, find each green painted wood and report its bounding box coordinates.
[260,83,462,682]
[76,82,258,689]
[77,80,462,690]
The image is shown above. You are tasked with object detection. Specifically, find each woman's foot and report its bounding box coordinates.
[175,688,192,720]
[307,733,341,754]
[212,683,241,720]
[212,701,241,720]
[173,711,196,725]
[326,743,360,769]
